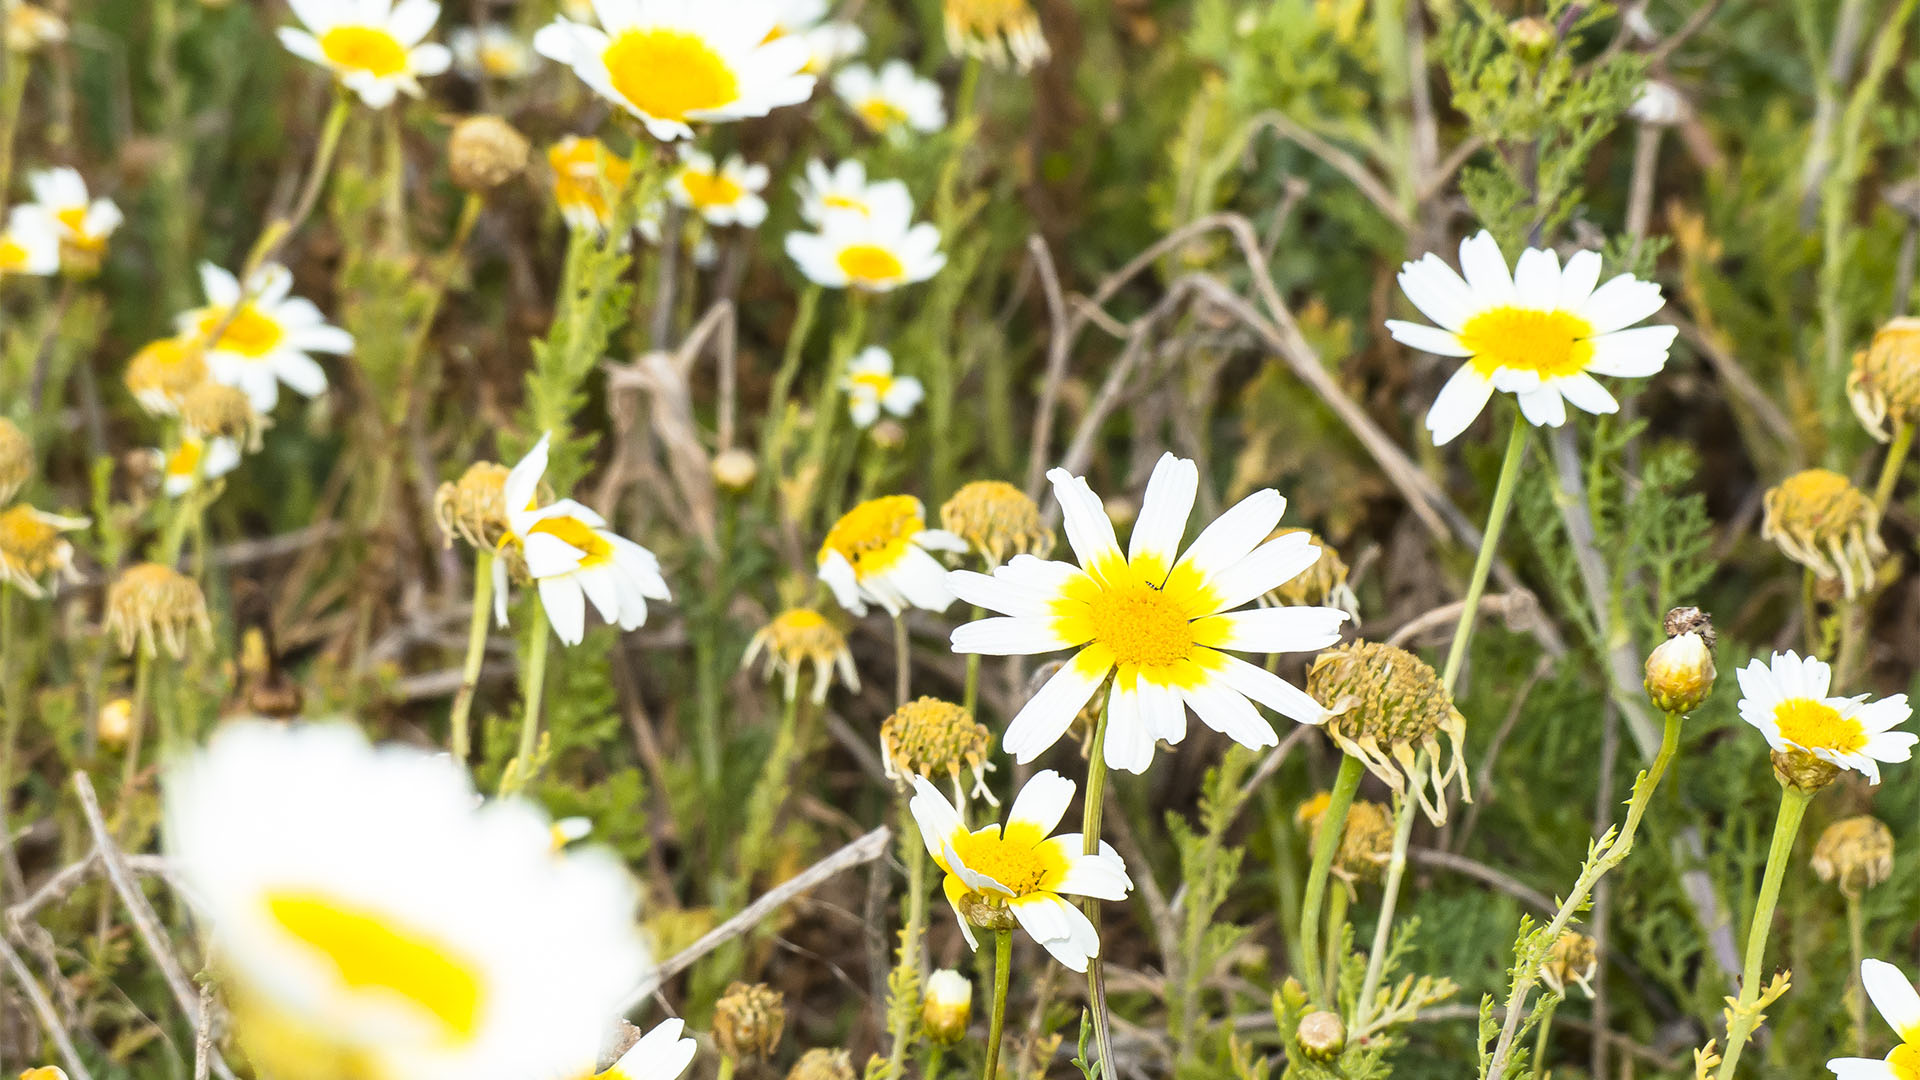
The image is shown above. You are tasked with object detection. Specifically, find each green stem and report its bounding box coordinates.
[1802,568,1821,655]
[737,692,803,887]
[0,585,19,850]
[449,549,494,763]
[111,650,153,839]
[1299,753,1364,1005]
[962,604,985,717]
[893,613,912,707]
[1530,996,1559,1080]
[886,809,930,1080]
[1354,761,1420,1029]
[797,296,868,527]
[716,1055,737,1080]
[757,284,821,505]
[1080,698,1117,1078]
[0,54,28,222]
[1872,420,1914,510]
[512,604,552,790]
[1441,411,1528,691]
[1323,882,1350,999]
[1848,891,1867,1056]
[1713,785,1814,1080]
[983,929,1012,1080]
[925,1044,946,1080]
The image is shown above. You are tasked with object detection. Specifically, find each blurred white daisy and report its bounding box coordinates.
[179,262,354,413]
[667,148,769,228]
[27,167,123,262]
[844,347,923,428]
[158,436,242,496]
[278,0,453,108]
[533,0,815,142]
[834,60,946,135]
[1736,651,1916,785]
[794,160,894,225]
[818,495,967,617]
[163,721,651,1080]
[785,182,945,291]
[495,434,672,646]
[0,206,59,278]
[948,453,1348,774]
[802,21,867,73]
[1828,959,1920,1079]
[549,136,634,235]
[910,769,1131,973]
[1386,230,1678,445]
[449,24,536,79]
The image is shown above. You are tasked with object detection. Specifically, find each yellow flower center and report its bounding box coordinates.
[0,236,27,272]
[856,98,908,130]
[320,25,410,78]
[822,495,924,575]
[837,243,905,285]
[602,29,739,122]
[1083,580,1196,670]
[55,205,106,252]
[851,372,894,397]
[264,891,484,1042]
[1889,1044,1920,1080]
[0,506,62,566]
[479,45,520,75]
[822,194,868,215]
[678,169,744,210]
[168,440,205,479]
[527,514,612,567]
[198,305,285,359]
[1458,306,1596,379]
[948,828,1059,895]
[1772,697,1867,754]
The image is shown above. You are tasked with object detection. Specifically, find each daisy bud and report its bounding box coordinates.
[940,480,1054,569]
[0,416,31,503]
[1848,317,1920,441]
[1262,528,1359,619]
[1539,932,1599,997]
[1761,469,1887,599]
[921,969,972,1045]
[1296,793,1393,884]
[449,115,530,194]
[97,697,134,748]
[880,697,997,805]
[1308,641,1470,825]
[943,0,1050,71]
[179,381,267,451]
[105,563,213,659]
[786,1048,855,1080]
[1507,15,1554,59]
[433,461,512,549]
[1295,1010,1346,1061]
[125,337,209,417]
[1771,748,1842,794]
[711,448,758,493]
[713,982,786,1062]
[742,607,858,705]
[1645,607,1716,715]
[1810,814,1894,897]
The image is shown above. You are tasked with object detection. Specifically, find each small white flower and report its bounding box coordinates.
[278,0,453,108]
[834,60,946,135]
[179,263,353,413]
[533,0,816,142]
[1387,230,1678,444]
[794,159,893,226]
[0,205,59,278]
[818,495,968,617]
[449,24,536,79]
[27,167,122,259]
[158,436,242,497]
[1827,959,1920,1079]
[843,347,924,428]
[785,182,945,292]
[1736,651,1916,784]
[667,148,769,228]
[495,435,673,646]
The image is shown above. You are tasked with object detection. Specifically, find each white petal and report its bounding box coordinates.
[947,562,1079,617]
[908,776,967,860]
[1578,274,1666,334]
[1128,453,1198,574]
[1172,489,1285,585]
[539,577,587,645]
[1181,680,1278,750]
[1825,1059,1898,1080]
[1046,467,1125,580]
[1557,250,1604,309]
[1862,959,1920,1042]
[1585,326,1676,377]
[1516,386,1568,427]
[1512,247,1561,309]
[273,352,330,397]
[1006,770,1074,838]
[1003,649,1112,764]
[1426,365,1495,446]
[1457,230,1516,305]
[1200,649,1328,726]
[1386,319,1473,357]
[1201,532,1324,616]
[1194,605,1347,653]
[1395,253,1477,332]
[1554,372,1618,416]
[950,615,1077,656]
[1042,842,1132,900]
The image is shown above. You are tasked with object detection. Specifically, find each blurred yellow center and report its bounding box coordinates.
[1889,1044,1920,1080]
[603,29,738,121]
[1083,582,1194,669]
[1459,307,1595,378]
[320,25,409,77]
[479,45,520,75]
[0,507,61,564]
[837,244,904,284]
[265,892,483,1042]
[1772,697,1866,753]
[857,99,907,130]
[168,440,205,479]
[822,194,868,214]
[199,305,284,359]
[851,372,894,396]
[528,514,612,566]
[55,206,106,251]
[0,237,26,270]
[679,170,743,209]
[949,829,1059,895]
[823,495,923,575]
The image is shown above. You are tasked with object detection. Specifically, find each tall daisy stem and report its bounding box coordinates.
[1354,763,1421,1028]
[886,810,929,1080]
[1872,420,1914,510]
[1847,891,1867,1055]
[893,613,912,707]
[1713,784,1814,1080]
[962,606,985,717]
[983,928,1012,1080]
[449,549,494,762]
[511,604,552,791]
[1080,699,1117,1078]
[1298,753,1364,1005]
[1441,411,1528,690]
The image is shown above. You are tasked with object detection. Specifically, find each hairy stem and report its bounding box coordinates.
[983,928,1012,1080]
[510,604,551,792]
[886,809,929,1080]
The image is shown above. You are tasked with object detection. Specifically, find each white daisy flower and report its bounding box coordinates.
[278,0,453,109]
[449,24,536,79]
[550,816,594,850]
[1386,230,1678,445]
[948,453,1349,774]
[549,136,634,235]
[163,721,651,1080]
[818,494,968,617]
[834,60,947,135]
[158,436,242,497]
[27,167,123,260]
[910,769,1131,973]
[794,160,895,225]
[494,435,672,646]
[1828,959,1920,1079]
[0,205,60,278]
[179,262,353,413]
[532,0,816,143]
[785,181,945,292]
[801,21,867,73]
[667,148,769,228]
[1736,651,1916,785]
[592,1018,700,1080]
[843,347,924,428]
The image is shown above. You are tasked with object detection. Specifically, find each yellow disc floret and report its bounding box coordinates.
[820,494,924,575]
[1460,307,1595,378]
[603,30,738,121]
[1771,697,1867,754]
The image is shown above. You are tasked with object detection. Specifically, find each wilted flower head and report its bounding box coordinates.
[1308,640,1470,825]
[940,480,1053,569]
[1540,932,1599,997]
[785,1048,855,1080]
[1761,468,1886,599]
[944,0,1049,70]
[449,115,531,193]
[1262,528,1359,620]
[881,697,996,805]
[0,417,32,503]
[0,504,87,597]
[712,982,786,1061]
[105,563,212,658]
[1849,317,1920,441]
[817,494,967,617]
[549,137,633,235]
[1296,792,1393,884]
[126,337,211,416]
[180,380,267,450]
[741,607,858,704]
[1645,606,1716,715]
[277,0,453,108]
[921,969,971,1044]
[435,460,512,549]
[1811,814,1894,898]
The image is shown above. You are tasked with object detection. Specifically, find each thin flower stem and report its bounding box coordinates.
[983,928,1012,1080]
[1530,996,1559,1080]
[1299,753,1364,1005]
[798,296,868,527]
[111,650,154,840]
[1080,698,1118,1078]
[925,1044,945,1080]
[1847,892,1867,1056]
[893,613,912,707]
[1802,568,1821,655]
[1872,420,1914,510]
[449,549,494,762]
[1322,882,1349,998]
[962,606,984,717]
[1441,411,1528,691]
[513,604,552,788]
[0,585,20,873]
[1354,759,1420,1030]
[1713,785,1814,1080]
[715,1055,737,1080]
[886,809,929,1080]
[757,284,822,505]
[0,54,29,220]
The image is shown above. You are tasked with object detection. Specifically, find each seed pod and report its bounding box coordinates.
[1308,641,1470,825]
[786,1048,855,1080]
[449,115,530,193]
[1811,815,1894,897]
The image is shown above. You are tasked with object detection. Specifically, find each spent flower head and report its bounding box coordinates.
[1308,640,1470,824]
[180,381,268,450]
[1296,792,1393,884]
[1811,815,1894,898]
[1849,317,1920,441]
[881,697,996,805]
[944,0,1049,70]
[741,607,858,704]
[126,337,210,416]
[0,417,31,503]
[449,115,531,193]
[712,982,786,1061]
[1261,528,1359,620]
[1540,932,1599,998]
[785,1048,854,1080]
[1762,469,1887,599]
[105,563,213,658]
[0,504,87,597]
[435,461,513,549]
[940,480,1053,569]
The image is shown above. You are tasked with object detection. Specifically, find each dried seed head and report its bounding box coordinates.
[1295,1011,1346,1061]
[786,1048,855,1080]
[1262,528,1359,618]
[880,697,997,806]
[97,697,134,748]
[940,480,1054,568]
[742,607,858,705]
[712,982,786,1061]
[105,563,212,659]
[1308,641,1471,825]
[1662,605,1717,648]
[1761,469,1886,599]
[943,0,1049,71]
[1540,932,1599,997]
[125,337,209,416]
[1848,318,1920,440]
[712,448,758,493]
[1771,748,1842,794]
[1811,814,1894,897]
[179,381,266,450]
[0,417,31,503]
[448,115,531,193]
[0,505,86,597]
[433,461,512,549]
[1296,794,1394,884]
[1646,608,1716,715]
[921,969,972,1045]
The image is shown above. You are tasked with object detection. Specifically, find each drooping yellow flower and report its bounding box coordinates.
[741,607,858,704]
[549,137,634,235]
[1762,468,1886,599]
[817,495,967,616]
[0,504,86,597]
[943,0,1049,70]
